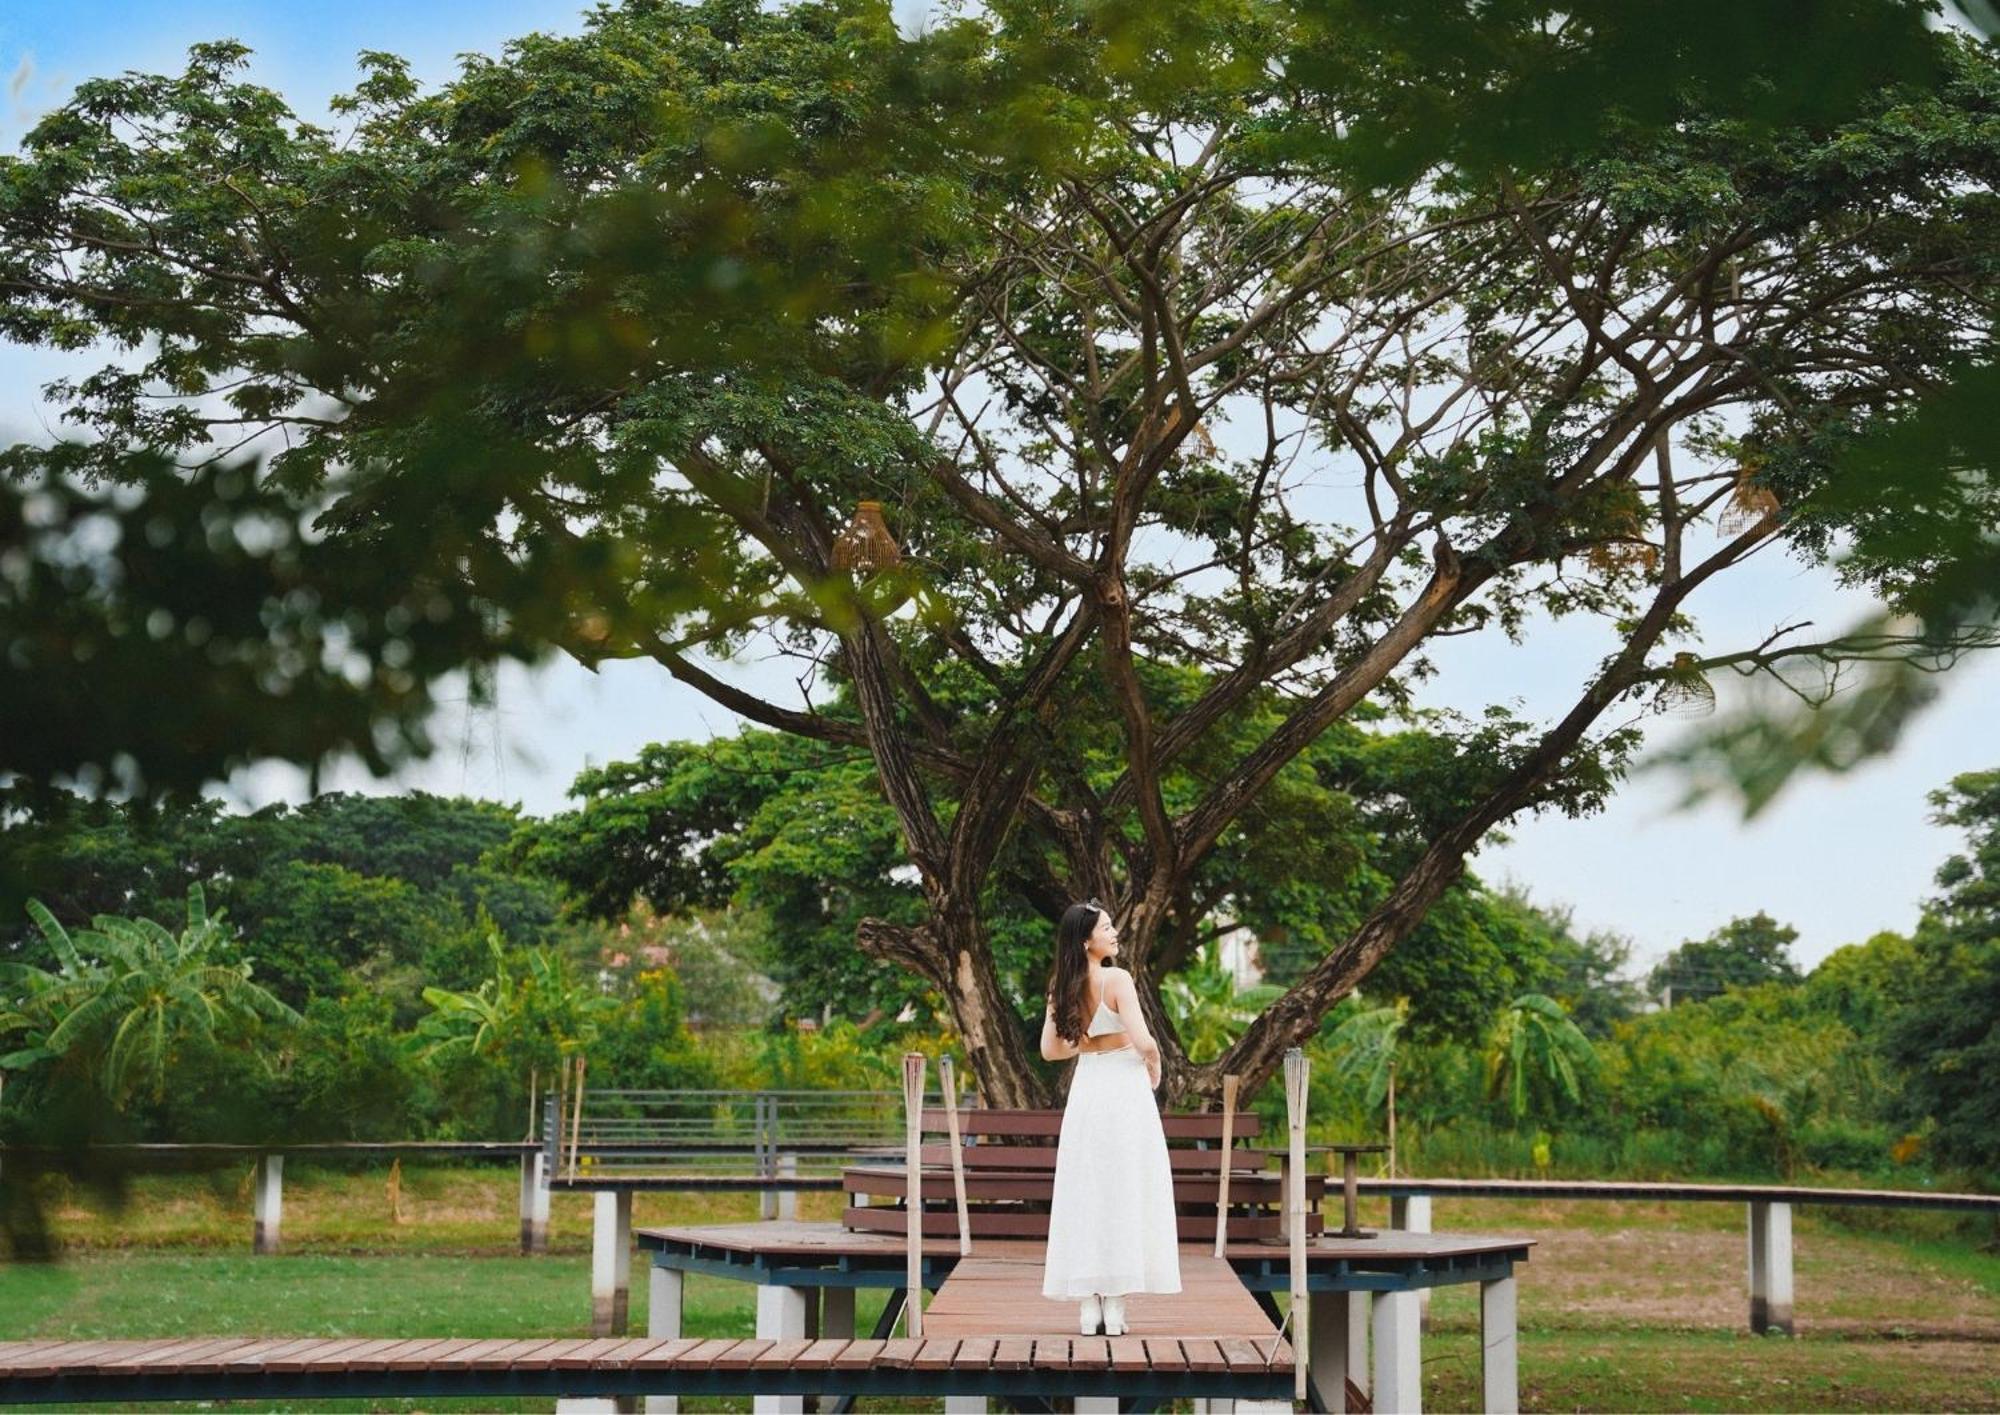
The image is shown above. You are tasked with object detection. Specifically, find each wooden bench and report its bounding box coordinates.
[844,1105,1328,1245]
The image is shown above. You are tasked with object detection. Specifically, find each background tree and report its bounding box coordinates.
[1648,912,1803,1006]
[1882,770,2000,1181]
[1500,889,1645,1037]
[5,0,1997,1106]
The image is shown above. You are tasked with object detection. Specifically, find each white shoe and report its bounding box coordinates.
[1102,1294,1127,1336]
[1078,1292,1103,1335]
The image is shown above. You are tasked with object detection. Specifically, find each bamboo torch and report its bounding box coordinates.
[901,1050,927,1337]
[1213,1072,1240,1258]
[1283,1046,1310,1402]
[566,1054,587,1182]
[939,1055,971,1257]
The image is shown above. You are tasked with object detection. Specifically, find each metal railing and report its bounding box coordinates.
[542,1087,980,1185]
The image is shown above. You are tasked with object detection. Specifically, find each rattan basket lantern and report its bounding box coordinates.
[1716,466,1781,538]
[831,500,902,576]
[1654,651,1716,717]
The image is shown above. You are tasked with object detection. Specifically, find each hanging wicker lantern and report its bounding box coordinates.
[1586,510,1659,577]
[1716,466,1781,537]
[1654,651,1716,717]
[1584,485,1659,577]
[830,500,902,576]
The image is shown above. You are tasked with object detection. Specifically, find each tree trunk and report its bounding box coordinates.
[856,910,1052,1109]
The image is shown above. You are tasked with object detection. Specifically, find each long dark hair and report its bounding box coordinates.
[1045,900,1106,1044]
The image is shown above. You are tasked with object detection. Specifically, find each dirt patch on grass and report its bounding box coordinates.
[1444,1213,2000,1341]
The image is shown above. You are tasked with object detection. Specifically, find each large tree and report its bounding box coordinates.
[3,0,1996,1104]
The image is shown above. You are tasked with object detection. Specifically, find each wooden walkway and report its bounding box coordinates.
[0,1331,1292,1405]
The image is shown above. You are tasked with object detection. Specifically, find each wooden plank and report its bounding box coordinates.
[552,1337,634,1369]
[255,1339,361,1372]
[82,1338,223,1372]
[951,1337,997,1372]
[277,1337,392,1371]
[381,1337,481,1369]
[749,1338,819,1370]
[1219,1335,1277,1371]
[1070,1336,1111,1371]
[710,1338,775,1371]
[588,1337,675,1368]
[346,1337,457,1371]
[17,1341,131,1374]
[675,1338,746,1368]
[0,1342,91,1378]
[1127,1337,1174,1372]
[1030,1337,1070,1371]
[991,1337,1035,1371]
[1181,1338,1227,1372]
[422,1338,522,1372]
[910,1338,960,1371]
[831,1339,884,1372]
[182,1338,290,1373]
[785,1338,850,1372]
[874,1338,925,1369]
[624,1337,704,1370]
[231,1335,336,1367]
[309,1337,417,1370]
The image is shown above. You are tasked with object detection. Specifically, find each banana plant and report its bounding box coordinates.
[1484,992,1598,1125]
[2,887,299,1104]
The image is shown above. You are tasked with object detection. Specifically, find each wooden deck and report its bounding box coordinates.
[0,1332,1292,1404]
[926,1240,1288,1355]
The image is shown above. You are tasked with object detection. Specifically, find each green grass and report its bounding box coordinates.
[6,1167,1998,1412]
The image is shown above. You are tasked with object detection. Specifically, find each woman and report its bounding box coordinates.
[1038,899,1182,1335]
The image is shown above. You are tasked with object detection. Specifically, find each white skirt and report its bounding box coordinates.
[1040,1045,1183,1297]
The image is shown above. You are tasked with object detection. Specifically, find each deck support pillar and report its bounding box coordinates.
[821,1285,855,1339]
[776,1153,798,1222]
[644,1263,683,1415]
[1479,1274,1518,1415]
[1309,1288,1368,1412]
[1748,1200,1794,1335]
[252,1153,283,1255]
[1390,1195,1433,1329]
[944,1399,988,1413]
[1074,1399,1118,1413]
[753,1281,808,1414]
[520,1150,550,1254]
[1371,1288,1422,1414]
[592,1190,633,1335]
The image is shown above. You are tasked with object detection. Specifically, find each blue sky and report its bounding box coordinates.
[5,1,1996,979]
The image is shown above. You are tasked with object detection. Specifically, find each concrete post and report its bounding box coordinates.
[1309,1289,1366,1412]
[1074,1399,1117,1413]
[644,1263,684,1415]
[776,1152,798,1222]
[753,1282,809,1415]
[592,1190,634,1335]
[944,1399,989,1413]
[520,1150,551,1254]
[1348,1287,1371,1404]
[1371,1289,1422,1414]
[1390,1194,1433,1330]
[1479,1276,1518,1415]
[1748,1201,1795,1335]
[821,1285,856,1340]
[253,1154,283,1255]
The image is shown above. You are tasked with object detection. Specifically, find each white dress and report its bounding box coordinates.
[1041,995,1183,1298]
